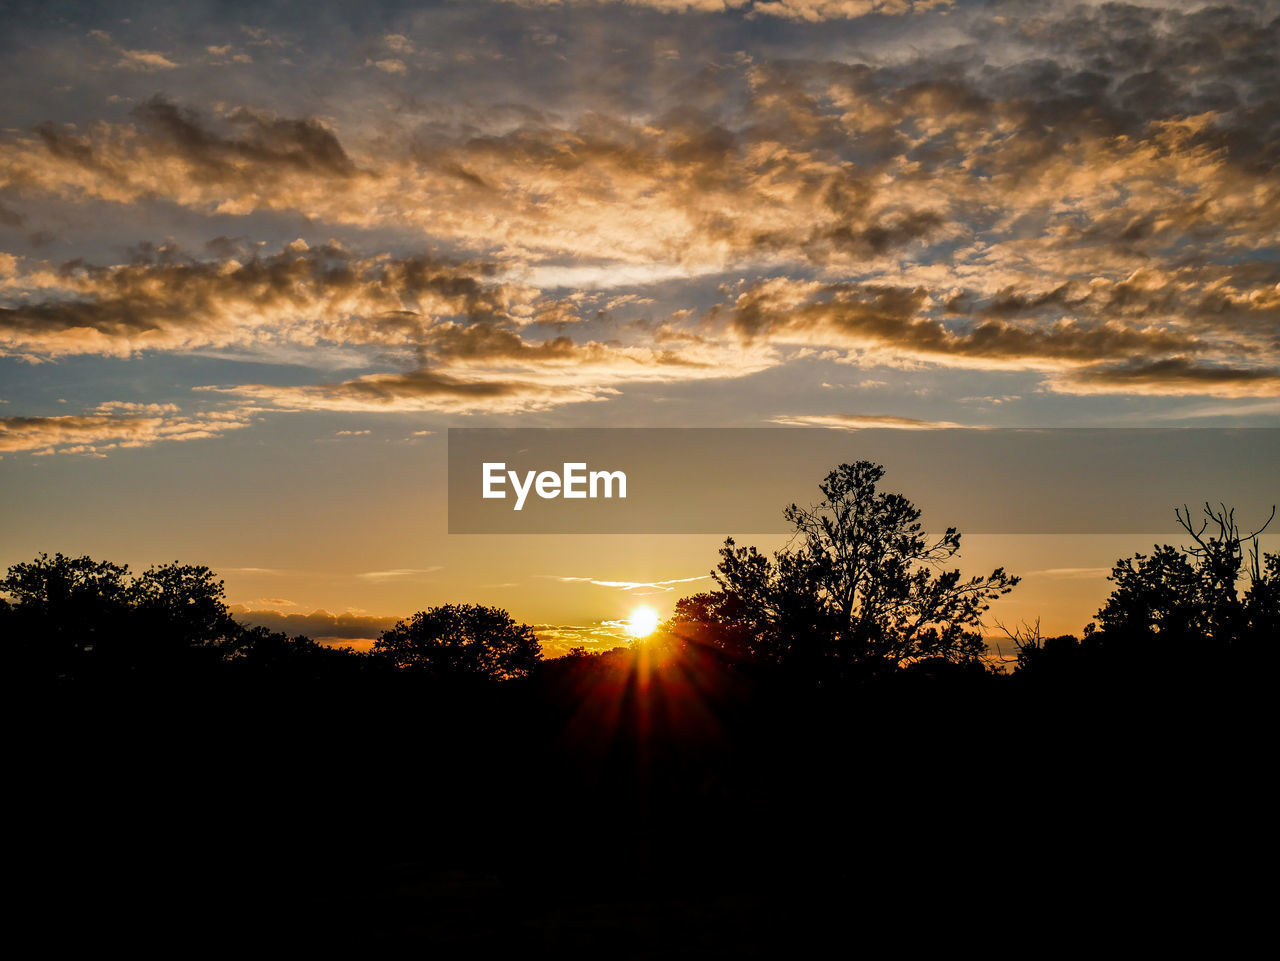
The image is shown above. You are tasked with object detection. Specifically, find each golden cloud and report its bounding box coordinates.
[0,403,255,457]
[4,2,1279,404]
[0,242,524,358]
[199,332,778,413]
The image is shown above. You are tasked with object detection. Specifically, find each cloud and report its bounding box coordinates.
[769,413,968,429]
[383,34,414,55]
[0,403,254,457]
[542,574,710,594]
[1048,359,1280,398]
[2,1,1278,404]
[355,567,444,581]
[0,239,784,414]
[6,12,1279,290]
[198,324,778,413]
[0,88,952,268]
[3,5,1275,277]
[200,368,615,414]
[2,95,357,217]
[720,275,1278,396]
[1147,399,1280,420]
[1024,568,1112,580]
[0,241,521,358]
[117,49,180,71]
[6,233,1272,405]
[496,1,951,21]
[533,621,635,657]
[230,605,401,641]
[88,30,179,72]
[750,0,951,20]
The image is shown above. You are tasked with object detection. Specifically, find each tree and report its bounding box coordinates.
[996,618,1086,676]
[1095,544,1204,642]
[0,552,240,675]
[1245,548,1280,643]
[674,461,1018,675]
[224,625,358,674]
[128,561,241,653]
[1,553,132,672]
[372,604,541,680]
[1092,502,1277,657]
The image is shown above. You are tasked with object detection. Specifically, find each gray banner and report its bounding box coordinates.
[447,428,1279,534]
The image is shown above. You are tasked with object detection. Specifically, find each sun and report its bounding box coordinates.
[626,605,660,638]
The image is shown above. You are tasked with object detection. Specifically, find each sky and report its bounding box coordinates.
[2,0,1278,653]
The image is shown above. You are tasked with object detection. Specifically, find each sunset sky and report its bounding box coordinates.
[2,0,1278,652]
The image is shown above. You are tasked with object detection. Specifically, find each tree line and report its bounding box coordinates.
[3,460,1276,684]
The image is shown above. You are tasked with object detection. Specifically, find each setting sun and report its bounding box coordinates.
[626,605,660,638]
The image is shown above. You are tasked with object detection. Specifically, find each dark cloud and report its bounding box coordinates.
[718,275,1278,395]
[131,96,358,178]
[0,242,515,357]
[204,368,577,413]
[1053,358,1280,398]
[231,606,400,641]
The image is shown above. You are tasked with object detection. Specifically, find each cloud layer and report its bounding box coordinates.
[0,403,254,457]
[2,0,1279,450]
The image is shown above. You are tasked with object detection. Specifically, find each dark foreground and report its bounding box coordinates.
[9,653,1271,953]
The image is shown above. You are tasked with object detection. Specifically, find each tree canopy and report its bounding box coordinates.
[1096,503,1277,646]
[1,552,240,674]
[1009,502,1278,675]
[0,552,344,677]
[372,603,542,680]
[673,461,1018,676]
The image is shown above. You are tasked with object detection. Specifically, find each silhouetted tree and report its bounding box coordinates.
[1090,502,1277,659]
[225,625,358,674]
[3,553,254,675]
[674,462,1018,675]
[997,618,1086,675]
[1096,544,1203,642]
[2,553,132,673]
[128,561,241,659]
[372,604,541,680]
[1245,547,1280,643]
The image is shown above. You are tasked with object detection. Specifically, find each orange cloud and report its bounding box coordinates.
[0,403,255,457]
